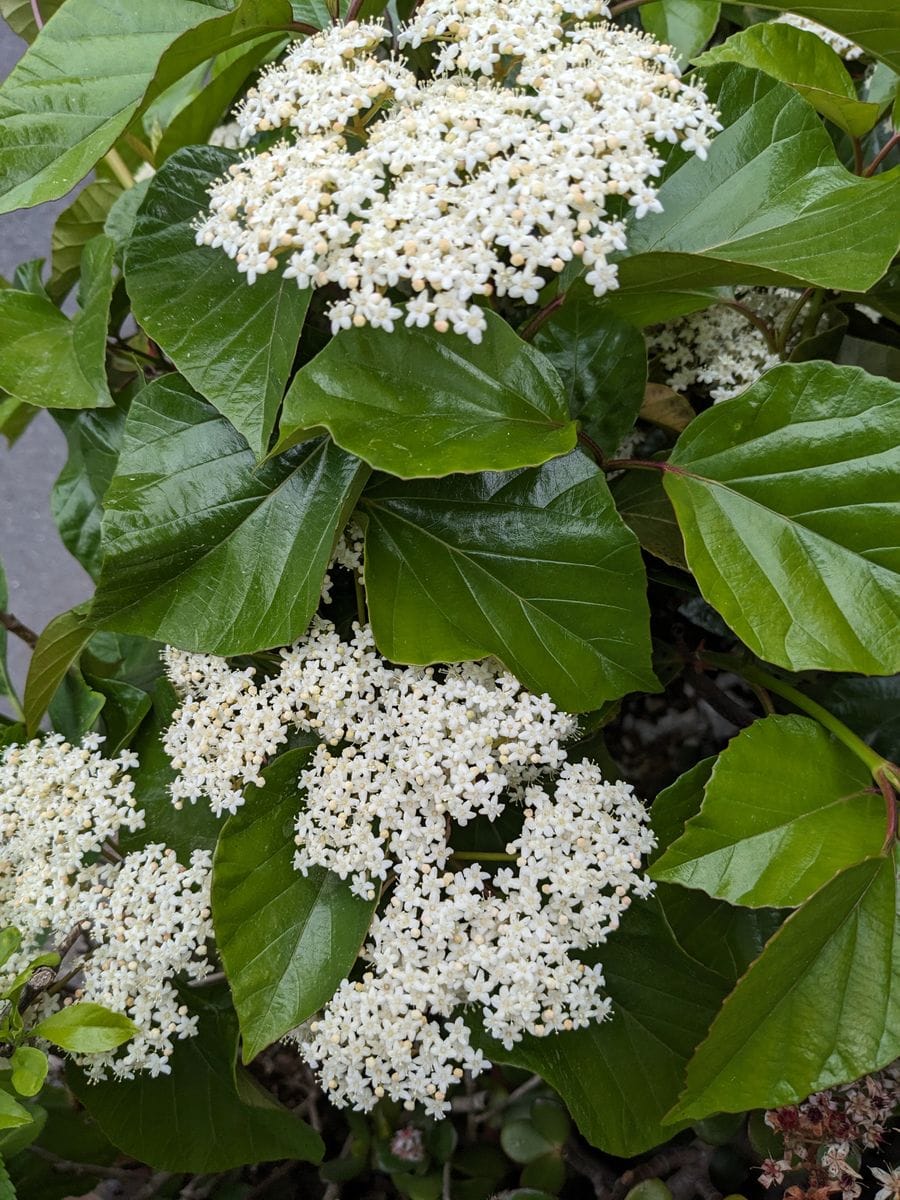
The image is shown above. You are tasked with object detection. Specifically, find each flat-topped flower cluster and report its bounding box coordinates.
[0,735,212,1079]
[164,617,655,1113]
[195,0,721,342]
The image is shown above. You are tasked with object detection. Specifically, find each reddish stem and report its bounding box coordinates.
[287,20,318,34]
[520,292,567,341]
[29,0,43,29]
[577,430,605,466]
[877,766,898,853]
[864,132,900,177]
[0,609,38,648]
[851,136,865,175]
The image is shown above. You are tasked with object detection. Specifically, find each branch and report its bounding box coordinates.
[29,1147,135,1182]
[864,132,900,177]
[520,291,567,341]
[0,610,38,648]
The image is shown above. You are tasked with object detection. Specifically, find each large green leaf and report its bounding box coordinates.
[652,715,884,907]
[69,992,323,1171]
[750,2,900,71]
[0,0,292,214]
[0,237,115,410]
[279,315,576,478]
[213,751,376,1062]
[614,68,900,298]
[695,23,882,137]
[662,361,900,675]
[48,180,122,303]
[362,452,656,711]
[641,0,720,62]
[91,376,368,655]
[126,146,311,457]
[475,897,730,1156]
[611,467,686,570]
[668,854,900,1122]
[23,605,94,735]
[531,281,646,455]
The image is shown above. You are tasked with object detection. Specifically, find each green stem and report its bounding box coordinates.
[103,148,134,190]
[452,850,517,863]
[353,573,367,627]
[775,288,813,357]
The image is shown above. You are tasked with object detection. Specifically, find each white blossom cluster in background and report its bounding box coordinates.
[774,13,864,61]
[0,734,213,1079]
[164,614,655,1114]
[648,287,815,402]
[195,2,721,341]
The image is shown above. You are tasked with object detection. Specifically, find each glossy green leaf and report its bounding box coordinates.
[668,854,900,1122]
[69,992,324,1171]
[362,451,656,711]
[0,0,292,214]
[48,180,122,303]
[10,1047,48,1098]
[0,236,115,410]
[612,467,686,570]
[750,2,900,71]
[92,376,368,655]
[0,1093,30,1133]
[652,715,884,907]
[126,146,311,456]
[213,750,377,1062]
[23,605,94,736]
[641,0,720,62]
[32,1003,137,1054]
[695,24,881,137]
[279,314,576,478]
[103,180,152,254]
[531,281,646,455]
[615,68,900,299]
[663,362,900,675]
[47,668,106,743]
[806,675,900,763]
[475,897,730,1155]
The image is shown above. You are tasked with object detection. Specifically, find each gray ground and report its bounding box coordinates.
[0,22,93,702]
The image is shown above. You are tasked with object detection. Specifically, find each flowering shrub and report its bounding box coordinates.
[0,0,898,1197]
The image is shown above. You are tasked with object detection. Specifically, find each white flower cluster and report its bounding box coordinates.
[774,13,863,61]
[164,618,655,1114]
[195,6,721,341]
[0,735,212,1078]
[648,287,813,401]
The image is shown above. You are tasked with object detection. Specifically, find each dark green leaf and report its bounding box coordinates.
[213,750,376,1062]
[0,236,115,410]
[641,0,720,62]
[531,281,646,455]
[362,451,656,711]
[663,361,900,675]
[649,757,716,864]
[126,146,311,456]
[47,668,106,743]
[69,992,324,1171]
[804,675,900,763]
[612,468,686,570]
[279,314,576,478]
[668,854,900,1122]
[31,1003,137,1054]
[658,884,785,987]
[92,375,369,655]
[23,605,94,736]
[48,181,122,303]
[615,68,900,298]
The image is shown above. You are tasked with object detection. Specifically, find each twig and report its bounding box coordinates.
[443,1159,453,1200]
[29,0,43,31]
[247,1162,296,1199]
[29,1146,135,1182]
[720,299,779,356]
[132,1171,176,1200]
[614,1144,703,1200]
[864,132,900,176]
[876,765,898,853]
[0,610,38,648]
[851,136,865,175]
[687,669,756,730]
[565,1138,615,1199]
[287,20,319,35]
[520,291,567,341]
[578,429,605,466]
[506,1074,543,1105]
[610,0,654,14]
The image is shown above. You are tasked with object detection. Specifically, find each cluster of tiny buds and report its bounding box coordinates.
[195,1,721,342]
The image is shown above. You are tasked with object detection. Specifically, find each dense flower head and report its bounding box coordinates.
[195,5,721,341]
[774,13,863,61]
[164,608,655,1114]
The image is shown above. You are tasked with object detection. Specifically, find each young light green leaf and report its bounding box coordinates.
[531,281,646,455]
[0,0,293,214]
[663,362,900,675]
[48,180,122,303]
[615,68,900,299]
[23,604,94,736]
[0,1093,30,1133]
[0,236,115,410]
[213,751,377,1062]
[695,23,882,137]
[31,1003,137,1054]
[279,314,577,478]
[667,854,900,1122]
[362,451,656,712]
[10,1048,48,1098]
[749,2,900,71]
[92,376,369,655]
[641,0,720,62]
[126,146,311,457]
[0,927,21,970]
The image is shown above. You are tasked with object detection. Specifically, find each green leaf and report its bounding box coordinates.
[652,715,884,907]
[0,1093,31,1133]
[69,992,324,1171]
[10,1048,48,1098]
[805,675,900,763]
[103,179,152,254]
[668,854,900,1122]
[362,451,656,711]
[663,361,900,675]
[48,180,122,303]
[0,1155,12,1200]
[279,314,576,479]
[32,1003,137,1054]
[92,376,369,655]
[474,897,730,1156]
[0,560,21,719]
[0,236,115,410]
[0,0,292,214]
[51,400,128,580]
[615,67,900,298]
[23,605,94,736]
[612,468,686,570]
[749,2,900,71]
[213,750,376,1062]
[695,23,882,137]
[0,0,65,42]
[47,669,106,743]
[649,757,717,864]
[531,281,646,455]
[641,0,721,62]
[0,927,22,969]
[126,146,311,457]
